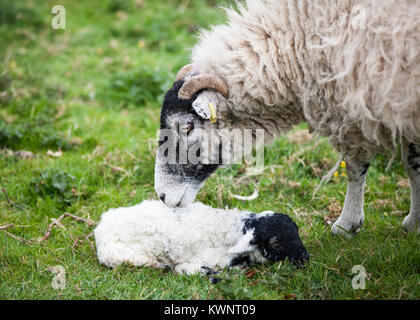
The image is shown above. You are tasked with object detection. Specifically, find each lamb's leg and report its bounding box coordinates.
[332,157,371,235]
[401,140,420,233]
[201,266,222,283]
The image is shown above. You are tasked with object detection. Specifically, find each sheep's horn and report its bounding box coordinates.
[178,73,229,100]
[175,64,194,81]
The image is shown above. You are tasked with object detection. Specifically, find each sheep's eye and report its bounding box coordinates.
[180,122,193,134]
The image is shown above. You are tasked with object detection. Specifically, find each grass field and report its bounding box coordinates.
[0,0,419,300]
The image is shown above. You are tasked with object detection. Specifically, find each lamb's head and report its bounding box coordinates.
[154,64,229,207]
[230,213,310,267]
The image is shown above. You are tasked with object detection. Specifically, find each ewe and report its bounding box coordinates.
[154,0,420,234]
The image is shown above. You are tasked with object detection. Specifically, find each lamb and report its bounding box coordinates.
[154,0,420,234]
[94,200,309,274]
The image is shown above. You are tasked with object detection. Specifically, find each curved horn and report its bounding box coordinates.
[175,64,194,81]
[178,74,229,100]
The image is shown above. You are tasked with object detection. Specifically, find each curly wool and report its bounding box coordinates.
[95,200,310,274]
[94,200,263,274]
[191,0,420,159]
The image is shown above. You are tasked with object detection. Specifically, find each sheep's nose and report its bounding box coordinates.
[159,193,166,202]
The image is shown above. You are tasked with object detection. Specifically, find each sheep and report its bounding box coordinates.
[94,200,309,274]
[154,0,420,235]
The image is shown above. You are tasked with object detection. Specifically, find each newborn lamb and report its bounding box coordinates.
[94,200,309,274]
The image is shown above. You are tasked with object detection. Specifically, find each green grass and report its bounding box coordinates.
[1,0,419,300]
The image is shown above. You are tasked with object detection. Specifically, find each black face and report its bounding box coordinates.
[245,213,309,266]
[159,81,196,131]
[160,81,220,181]
[155,81,220,206]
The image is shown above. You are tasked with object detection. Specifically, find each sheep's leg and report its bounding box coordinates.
[401,140,420,233]
[332,157,371,235]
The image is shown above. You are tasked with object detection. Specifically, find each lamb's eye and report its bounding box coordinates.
[180,122,193,134]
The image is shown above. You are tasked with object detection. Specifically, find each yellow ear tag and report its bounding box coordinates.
[208,102,217,124]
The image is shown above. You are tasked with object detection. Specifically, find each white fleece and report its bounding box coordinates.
[94,200,265,274]
[191,0,420,158]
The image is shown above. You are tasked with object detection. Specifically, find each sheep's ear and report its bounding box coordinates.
[228,231,255,254]
[192,93,217,121]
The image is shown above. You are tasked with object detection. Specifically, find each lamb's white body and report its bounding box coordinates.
[94,200,266,274]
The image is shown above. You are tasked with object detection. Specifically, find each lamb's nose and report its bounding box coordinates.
[159,193,166,202]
